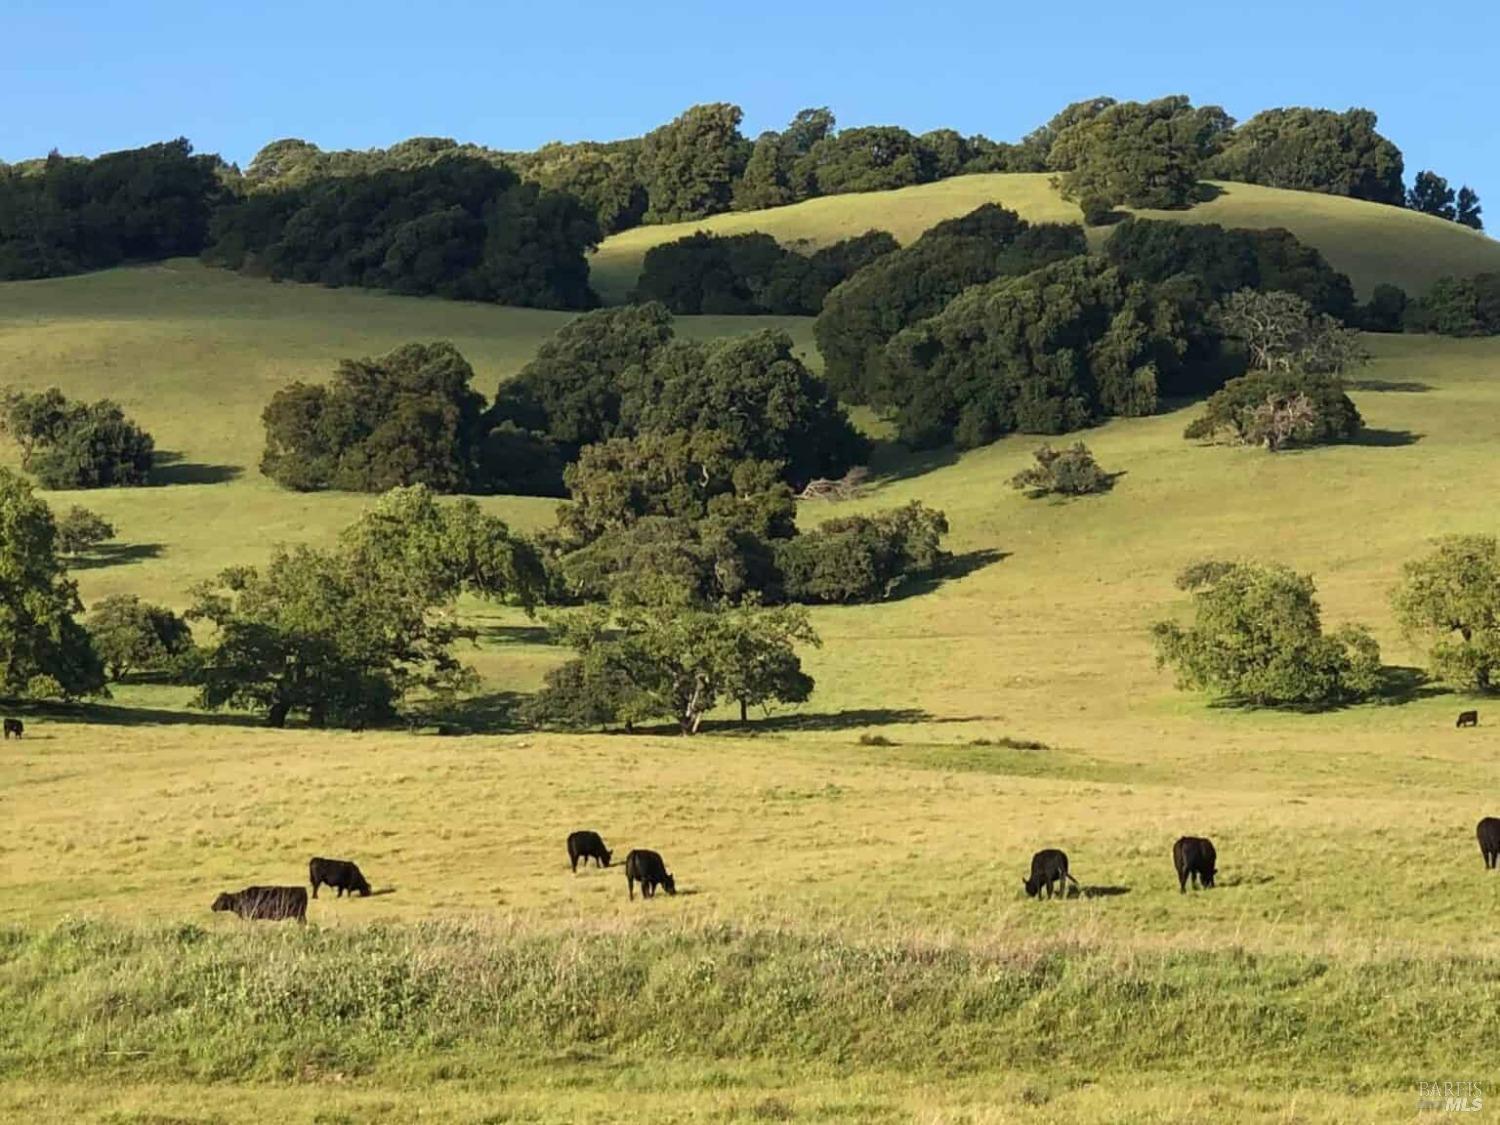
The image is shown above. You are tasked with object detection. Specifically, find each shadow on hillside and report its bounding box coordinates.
[152,451,244,486]
[887,548,1009,601]
[1204,665,1447,714]
[1347,428,1422,448]
[471,624,554,646]
[1347,379,1431,393]
[864,441,962,487]
[67,542,164,570]
[699,707,934,736]
[418,691,530,734]
[4,699,263,729]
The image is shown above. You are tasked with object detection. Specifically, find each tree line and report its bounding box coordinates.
[0,97,1483,292]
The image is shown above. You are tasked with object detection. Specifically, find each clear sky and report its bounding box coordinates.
[3,0,1496,199]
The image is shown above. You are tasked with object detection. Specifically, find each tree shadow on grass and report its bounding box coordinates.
[1346,379,1431,393]
[67,542,164,570]
[151,451,244,486]
[417,691,530,734]
[863,440,962,487]
[887,548,1009,601]
[1203,666,1448,714]
[683,707,934,737]
[2,698,264,729]
[471,624,553,646]
[1346,428,1422,448]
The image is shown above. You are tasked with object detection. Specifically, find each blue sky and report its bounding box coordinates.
[3,0,1496,199]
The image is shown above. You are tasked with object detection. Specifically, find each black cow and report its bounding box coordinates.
[1022,848,1078,899]
[624,849,676,900]
[211,886,308,922]
[1172,836,1217,892]
[309,856,371,898]
[1457,710,1480,728]
[567,830,612,872]
[1478,818,1500,870]
[3,718,22,739]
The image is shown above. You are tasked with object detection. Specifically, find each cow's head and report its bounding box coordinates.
[1022,876,1041,898]
[356,877,372,897]
[662,872,676,896]
[211,893,235,912]
[1201,866,1217,888]
[600,848,612,868]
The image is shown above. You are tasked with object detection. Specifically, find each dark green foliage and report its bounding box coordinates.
[1457,187,1483,231]
[260,342,491,494]
[526,600,818,734]
[733,133,797,212]
[877,256,1224,450]
[774,502,949,604]
[1356,284,1409,333]
[1392,536,1500,692]
[634,229,898,316]
[1047,96,1232,209]
[639,104,751,223]
[491,303,674,451]
[1406,273,1500,336]
[0,139,226,280]
[54,507,115,556]
[620,330,869,486]
[1080,196,1122,226]
[511,140,647,235]
[813,205,1087,402]
[0,469,105,699]
[206,157,599,309]
[1407,171,1456,220]
[1104,219,1354,319]
[794,126,931,195]
[0,388,155,488]
[1010,443,1114,497]
[1183,370,1363,450]
[1206,108,1405,205]
[556,430,794,549]
[1152,561,1381,707]
[559,515,781,608]
[86,595,195,682]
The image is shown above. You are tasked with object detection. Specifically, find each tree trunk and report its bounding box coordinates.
[739,699,748,724]
[267,699,290,728]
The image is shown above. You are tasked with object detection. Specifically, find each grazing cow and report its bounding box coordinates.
[308,856,371,899]
[624,849,676,900]
[567,830,612,872]
[1457,710,1480,728]
[1478,818,1500,870]
[1172,836,1218,892]
[211,886,308,922]
[1022,848,1078,899]
[3,718,22,740]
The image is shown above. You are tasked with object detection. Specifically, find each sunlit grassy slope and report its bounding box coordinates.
[4,259,1500,1121]
[590,172,1500,303]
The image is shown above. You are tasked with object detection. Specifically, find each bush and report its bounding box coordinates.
[1048,96,1231,209]
[1152,561,1381,707]
[1392,536,1500,692]
[1406,273,1500,337]
[1010,443,1114,497]
[1183,370,1362,450]
[0,388,154,488]
[54,506,116,555]
[878,256,1225,449]
[1356,283,1409,333]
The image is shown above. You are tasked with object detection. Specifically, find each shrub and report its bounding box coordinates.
[1010,443,1114,497]
[54,506,116,556]
[775,502,949,603]
[1392,536,1500,692]
[1183,370,1362,450]
[0,388,154,488]
[86,595,195,681]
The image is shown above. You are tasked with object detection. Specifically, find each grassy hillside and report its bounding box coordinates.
[590,172,1500,303]
[3,262,1500,1120]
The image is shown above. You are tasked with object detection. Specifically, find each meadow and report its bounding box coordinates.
[3,186,1500,1120]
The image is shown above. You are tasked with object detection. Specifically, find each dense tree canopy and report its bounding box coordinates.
[1404,273,1500,336]
[0,469,104,699]
[0,139,226,280]
[260,342,489,493]
[1047,95,1232,209]
[1183,369,1363,451]
[0,388,155,488]
[877,256,1226,449]
[1206,108,1405,205]
[774,502,950,604]
[814,205,1088,402]
[1153,561,1381,707]
[510,140,647,235]
[620,329,868,486]
[1392,536,1500,693]
[634,229,897,315]
[1104,219,1355,320]
[86,595,194,682]
[639,104,751,223]
[207,156,600,309]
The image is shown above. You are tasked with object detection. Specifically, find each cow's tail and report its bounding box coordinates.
[1065,872,1080,886]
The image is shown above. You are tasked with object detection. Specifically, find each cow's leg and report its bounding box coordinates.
[628,876,635,900]
[1178,870,1187,893]
[312,881,319,899]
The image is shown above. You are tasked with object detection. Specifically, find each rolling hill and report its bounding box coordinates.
[590,172,1500,304]
[4,225,1500,1120]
